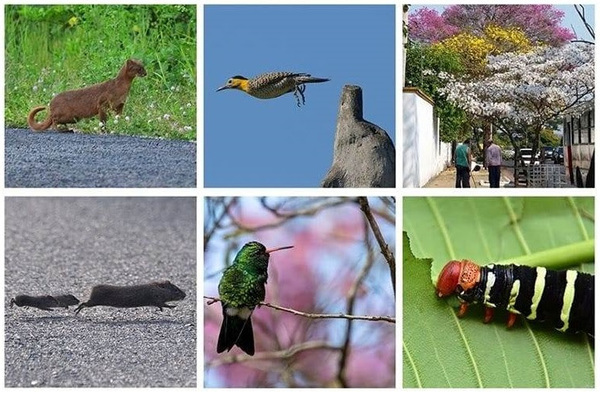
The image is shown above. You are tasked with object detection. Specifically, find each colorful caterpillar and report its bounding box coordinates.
[436,260,594,336]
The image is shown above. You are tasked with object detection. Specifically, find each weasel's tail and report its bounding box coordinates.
[27,106,53,131]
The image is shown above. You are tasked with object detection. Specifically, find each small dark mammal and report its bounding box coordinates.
[27,59,147,131]
[10,294,80,311]
[74,281,186,315]
[53,294,80,308]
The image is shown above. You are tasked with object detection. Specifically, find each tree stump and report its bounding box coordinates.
[321,85,395,188]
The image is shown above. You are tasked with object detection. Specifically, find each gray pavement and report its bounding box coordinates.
[424,164,513,188]
[5,197,197,387]
[5,129,196,188]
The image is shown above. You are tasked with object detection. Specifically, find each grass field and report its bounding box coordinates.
[5,5,196,141]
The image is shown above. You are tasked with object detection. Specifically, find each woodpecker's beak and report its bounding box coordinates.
[266,245,294,254]
[216,85,230,92]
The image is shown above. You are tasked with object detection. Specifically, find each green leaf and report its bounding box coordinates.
[402,197,594,388]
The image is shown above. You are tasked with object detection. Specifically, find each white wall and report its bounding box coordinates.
[403,89,452,187]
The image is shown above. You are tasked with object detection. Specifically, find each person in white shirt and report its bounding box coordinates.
[486,140,503,188]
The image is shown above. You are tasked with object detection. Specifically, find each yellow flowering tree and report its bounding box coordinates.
[434,25,532,75]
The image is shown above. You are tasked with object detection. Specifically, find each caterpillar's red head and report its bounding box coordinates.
[436,260,481,297]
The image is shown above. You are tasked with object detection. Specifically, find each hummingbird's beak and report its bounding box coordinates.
[216,85,229,92]
[266,245,294,254]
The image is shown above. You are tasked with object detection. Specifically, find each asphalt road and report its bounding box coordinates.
[5,129,196,188]
[5,198,197,387]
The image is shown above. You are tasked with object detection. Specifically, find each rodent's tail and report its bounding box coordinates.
[27,106,52,131]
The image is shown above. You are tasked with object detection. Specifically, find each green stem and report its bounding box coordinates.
[496,239,594,269]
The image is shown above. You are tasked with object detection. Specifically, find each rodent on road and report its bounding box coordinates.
[10,294,80,311]
[74,280,186,315]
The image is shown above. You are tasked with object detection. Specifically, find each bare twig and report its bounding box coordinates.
[370,202,396,225]
[571,39,596,45]
[357,197,396,294]
[222,197,353,238]
[204,296,395,323]
[207,340,339,367]
[574,4,595,40]
[336,218,377,387]
[259,197,352,218]
[204,197,238,251]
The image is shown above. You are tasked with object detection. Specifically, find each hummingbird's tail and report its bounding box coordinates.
[217,309,255,356]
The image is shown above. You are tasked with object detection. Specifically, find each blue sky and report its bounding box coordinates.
[204,5,396,188]
[556,4,595,41]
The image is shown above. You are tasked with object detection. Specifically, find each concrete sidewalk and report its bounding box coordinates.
[424,165,513,188]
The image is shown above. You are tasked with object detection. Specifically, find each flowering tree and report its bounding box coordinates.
[440,42,594,161]
[407,7,459,44]
[409,5,574,45]
[434,24,532,75]
[406,4,573,143]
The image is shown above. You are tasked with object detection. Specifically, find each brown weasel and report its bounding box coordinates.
[27,59,147,131]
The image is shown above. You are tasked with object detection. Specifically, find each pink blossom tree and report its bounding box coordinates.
[407,7,459,44]
[409,5,575,45]
[204,197,396,388]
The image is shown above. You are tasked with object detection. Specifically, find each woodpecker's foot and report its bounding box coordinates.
[294,84,307,106]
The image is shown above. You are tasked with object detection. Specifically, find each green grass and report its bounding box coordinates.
[5,5,196,141]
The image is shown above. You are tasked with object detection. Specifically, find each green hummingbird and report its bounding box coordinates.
[217,241,293,356]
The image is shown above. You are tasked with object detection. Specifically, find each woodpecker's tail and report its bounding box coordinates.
[296,74,330,84]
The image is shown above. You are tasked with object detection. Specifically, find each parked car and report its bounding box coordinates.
[519,148,539,165]
[553,146,564,164]
[541,146,554,162]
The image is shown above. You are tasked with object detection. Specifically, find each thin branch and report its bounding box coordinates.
[207,340,340,367]
[337,218,377,387]
[204,197,237,251]
[259,197,352,219]
[574,4,595,40]
[204,296,395,323]
[370,197,396,225]
[223,197,353,238]
[571,39,596,45]
[357,197,396,294]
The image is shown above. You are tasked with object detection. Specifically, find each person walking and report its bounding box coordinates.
[486,140,502,188]
[455,138,472,188]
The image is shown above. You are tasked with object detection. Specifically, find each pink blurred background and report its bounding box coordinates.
[204,197,396,388]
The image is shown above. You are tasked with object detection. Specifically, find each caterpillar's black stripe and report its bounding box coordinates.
[458,264,594,336]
